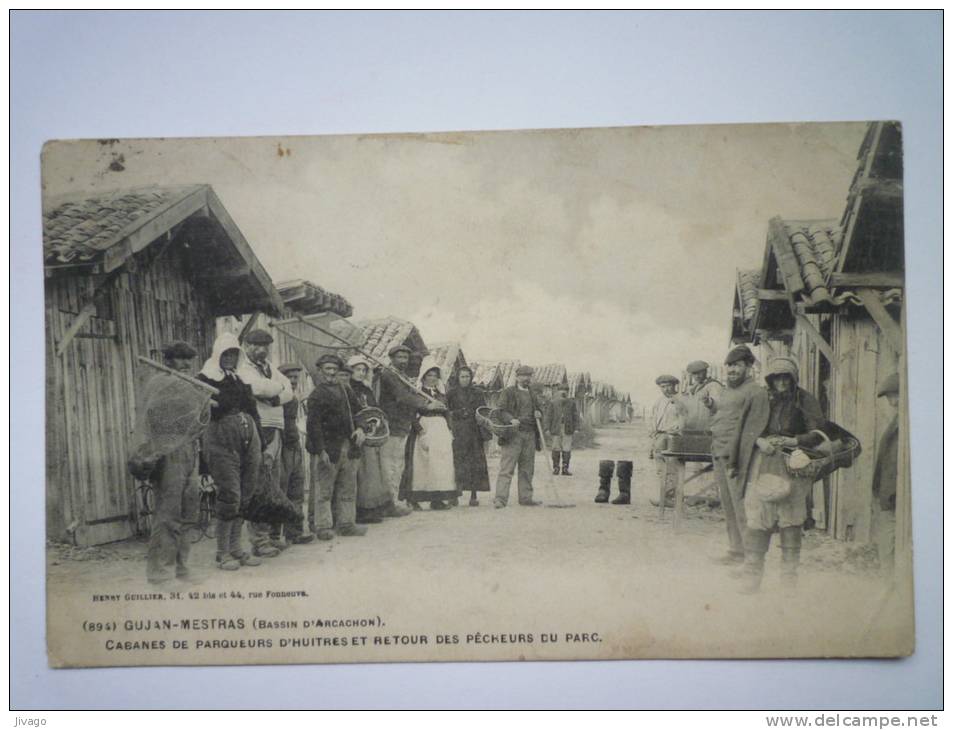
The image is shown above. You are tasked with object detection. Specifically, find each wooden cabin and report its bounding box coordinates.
[352,316,429,379]
[567,371,592,423]
[45,184,283,545]
[530,363,569,404]
[732,121,905,545]
[470,361,504,396]
[620,393,635,422]
[588,380,616,425]
[496,360,521,390]
[468,359,520,407]
[427,341,468,388]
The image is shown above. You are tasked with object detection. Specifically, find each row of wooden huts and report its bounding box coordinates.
[727,121,908,557]
[44,183,634,546]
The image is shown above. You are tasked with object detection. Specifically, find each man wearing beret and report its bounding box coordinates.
[704,345,762,566]
[872,372,900,580]
[377,344,437,516]
[238,328,294,557]
[494,365,544,508]
[650,374,686,510]
[274,363,314,546]
[306,353,368,540]
[134,341,204,584]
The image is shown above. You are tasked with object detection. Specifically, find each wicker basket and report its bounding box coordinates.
[354,406,390,447]
[781,428,862,482]
[476,406,519,438]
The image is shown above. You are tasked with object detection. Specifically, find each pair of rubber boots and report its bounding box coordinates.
[594,460,632,505]
[551,450,572,476]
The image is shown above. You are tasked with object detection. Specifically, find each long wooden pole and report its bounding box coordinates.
[136,356,219,396]
[271,315,441,407]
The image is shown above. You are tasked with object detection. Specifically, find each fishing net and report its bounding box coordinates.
[271,313,365,387]
[128,361,214,480]
[242,482,302,525]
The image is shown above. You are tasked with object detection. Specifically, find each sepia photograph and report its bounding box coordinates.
[41,121,913,668]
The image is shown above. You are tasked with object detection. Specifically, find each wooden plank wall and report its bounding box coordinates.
[828,313,900,543]
[47,242,218,545]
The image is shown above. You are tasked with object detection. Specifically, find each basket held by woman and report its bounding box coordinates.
[781,422,862,482]
[354,406,390,447]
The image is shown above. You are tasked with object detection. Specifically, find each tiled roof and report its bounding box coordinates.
[470,361,503,390]
[591,380,617,400]
[42,184,284,315]
[531,363,568,386]
[769,218,843,305]
[277,279,353,318]
[427,341,466,379]
[43,185,204,265]
[567,371,591,398]
[353,316,428,360]
[737,269,760,327]
[495,360,521,388]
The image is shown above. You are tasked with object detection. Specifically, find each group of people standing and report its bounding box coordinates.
[647,345,900,594]
[136,330,900,593]
[139,331,574,584]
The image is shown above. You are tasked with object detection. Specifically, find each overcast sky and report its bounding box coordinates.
[43,122,866,406]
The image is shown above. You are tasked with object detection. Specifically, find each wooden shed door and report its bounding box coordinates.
[51,309,137,545]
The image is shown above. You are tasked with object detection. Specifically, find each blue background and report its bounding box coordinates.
[11,10,943,709]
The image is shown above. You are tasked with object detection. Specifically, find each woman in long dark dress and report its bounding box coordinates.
[446,366,491,506]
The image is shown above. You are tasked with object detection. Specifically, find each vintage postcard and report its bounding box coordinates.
[43,122,912,667]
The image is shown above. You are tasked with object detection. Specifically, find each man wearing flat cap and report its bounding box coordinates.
[872,372,901,579]
[274,363,313,546]
[704,344,762,566]
[683,360,722,431]
[133,341,203,584]
[650,374,686,511]
[306,353,368,540]
[494,365,544,508]
[377,344,437,516]
[238,328,293,557]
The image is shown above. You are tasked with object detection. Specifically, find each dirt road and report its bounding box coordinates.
[47,421,910,665]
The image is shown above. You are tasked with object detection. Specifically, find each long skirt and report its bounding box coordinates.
[399,415,460,502]
[357,444,392,510]
[451,421,491,493]
[744,450,812,531]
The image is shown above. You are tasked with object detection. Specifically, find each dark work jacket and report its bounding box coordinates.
[543,397,579,436]
[378,368,428,437]
[350,380,378,409]
[764,389,826,444]
[306,381,363,462]
[195,371,262,474]
[730,385,824,495]
[872,414,899,511]
[196,371,261,430]
[282,398,301,449]
[497,385,543,449]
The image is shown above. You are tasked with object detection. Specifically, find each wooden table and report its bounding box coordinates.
[658,450,713,530]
